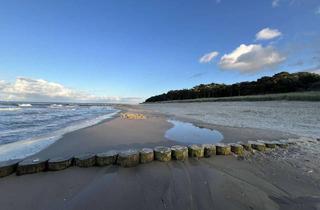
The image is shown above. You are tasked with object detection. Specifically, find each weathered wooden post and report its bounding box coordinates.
[216,143,231,155]
[188,145,204,158]
[249,141,266,152]
[118,149,140,167]
[0,159,20,178]
[171,145,188,161]
[154,146,171,162]
[229,143,244,155]
[202,144,216,158]
[16,158,47,175]
[238,141,252,151]
[74,153,96,167]
[48,156,73,171]
[139,148,154,163]
[258,140,277,149]
[96,151,118,166]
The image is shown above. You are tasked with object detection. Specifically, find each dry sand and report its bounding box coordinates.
[0,104,319,210]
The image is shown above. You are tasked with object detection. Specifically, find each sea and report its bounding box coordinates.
[0,102,119,161]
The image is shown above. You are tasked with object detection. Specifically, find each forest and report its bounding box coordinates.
[145,72,320,102]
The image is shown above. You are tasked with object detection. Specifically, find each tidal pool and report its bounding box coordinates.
[165,120,223,144]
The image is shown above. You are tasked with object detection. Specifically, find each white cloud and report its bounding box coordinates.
[256,28,282,40]
[316,6,320,15]
[0,77,142,104]
[199,51,219,63]
[219,44,286,73]
[272,0,279,7]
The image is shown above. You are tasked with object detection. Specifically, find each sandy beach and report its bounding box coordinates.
[0,103,319,210]
[1,1,320,209]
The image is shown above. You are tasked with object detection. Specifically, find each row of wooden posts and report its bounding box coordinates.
[0,140,294,178]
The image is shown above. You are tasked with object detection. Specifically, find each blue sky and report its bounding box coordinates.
[0,0,319,103]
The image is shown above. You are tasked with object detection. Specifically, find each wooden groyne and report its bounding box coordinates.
[0,138,318,178]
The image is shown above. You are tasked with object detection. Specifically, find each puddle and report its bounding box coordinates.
[165,120,223,144]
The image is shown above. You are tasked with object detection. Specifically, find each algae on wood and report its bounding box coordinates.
[249,141,266,152]
[216,143,231,155]
[229,143,244,155]
[96,151,118,166]
[74,154,96,167]
[202,144,216,157]
[0,159,20,177]
[171,145,188,161]
[118,150,140,167]
[48,156,73,171]
[188,145,204,158]
[238,141,253,151]
[154,146,171,162]
[139,148,154,163]
[17,158,47,175]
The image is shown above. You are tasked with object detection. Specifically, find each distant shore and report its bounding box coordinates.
[144,72,320,103]
[144,91,320,103]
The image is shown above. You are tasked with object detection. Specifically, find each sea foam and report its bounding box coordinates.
[0,110,119,161]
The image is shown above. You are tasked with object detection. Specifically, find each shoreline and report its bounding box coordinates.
[28,104,298,160]
[0,107,120,162]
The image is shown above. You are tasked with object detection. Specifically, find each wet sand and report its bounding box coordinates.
[0,104,319,210]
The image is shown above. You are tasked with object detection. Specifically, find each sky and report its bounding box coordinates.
[0,0,319,103]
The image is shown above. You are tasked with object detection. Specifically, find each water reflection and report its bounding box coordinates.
[165,120,223,144]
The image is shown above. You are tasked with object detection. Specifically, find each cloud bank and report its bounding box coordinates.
[0,77,142,104]
[256,28,282,40]
[199,51,219,63]
[219,44,286,73]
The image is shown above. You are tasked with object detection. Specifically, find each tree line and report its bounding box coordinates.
[145,71,320,102]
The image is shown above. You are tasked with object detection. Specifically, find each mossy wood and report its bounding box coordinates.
[250,142,266,152]
[171,145,188,161]
[139,148,154,163]
[230,143,244,155]
[188,145,204,158]
[216,143,231,155]
[237,142,253,151]
[96,151,118,166]
[48,156,73,171]
[0,159,20,178]
[17,158,47,175]
[118,150,140,167]
[74,154,96,167]
[202,144,216,157]
[154,146,172,162]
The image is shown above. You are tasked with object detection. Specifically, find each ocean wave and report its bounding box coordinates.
[0,109,120,162]
[65,105,78,109]
[18,103,32,107]
[0,107,21,112]
[49,104,64,108]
